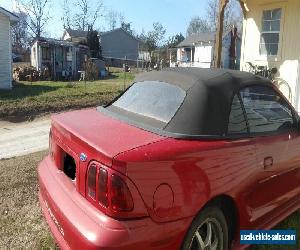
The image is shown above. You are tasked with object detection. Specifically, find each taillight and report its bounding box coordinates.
[111,174,134,212]
[86,162,138,217]
[87,164,97,199]
[97,168,108,207]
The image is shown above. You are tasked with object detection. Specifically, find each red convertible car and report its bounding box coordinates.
[38,68,300,250]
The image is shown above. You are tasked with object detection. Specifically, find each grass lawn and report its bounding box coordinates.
[251,214,300,250]
[0,151,299,249]
[0,151,56,249]
[0,72,134,121]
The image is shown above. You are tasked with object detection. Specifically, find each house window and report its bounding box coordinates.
[260,8,282,56]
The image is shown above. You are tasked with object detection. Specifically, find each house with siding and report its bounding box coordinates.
[0,7,18,89]
[173,33,215,68]
[101,28,149,66]
[240,0,300,110]
[62,29,88,44]
[31,37,89,80]
[172,31,241,69]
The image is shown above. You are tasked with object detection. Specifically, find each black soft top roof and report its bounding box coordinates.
[102,68,273,139]
[135,67,270,91]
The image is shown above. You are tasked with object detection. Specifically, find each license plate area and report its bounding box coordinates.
[63,153,76,181]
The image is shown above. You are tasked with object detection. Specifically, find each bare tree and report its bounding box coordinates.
[62,0,71,29]
[61,0,104,31]
[121,21,134,35]
[166,33,185,48]
[139,22,166,54]
[206,0,219,31]
[11,11,30,51]
[206,0,242,32]
[17,0,52,38]
[186,0,242,36]
[106,10,121,30]
[118,13,125,27]
[187,17,211,36]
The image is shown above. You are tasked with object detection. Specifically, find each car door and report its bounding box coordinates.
[239,84,300,225]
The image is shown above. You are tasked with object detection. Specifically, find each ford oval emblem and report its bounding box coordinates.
[80,153,87,162]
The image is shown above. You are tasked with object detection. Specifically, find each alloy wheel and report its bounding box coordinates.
[189,218,223,250]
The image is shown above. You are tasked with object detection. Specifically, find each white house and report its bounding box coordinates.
[171,31,241,69]
[240,0,300,110]
[31,37,89,80]
[172,33,215,68]
[0,7,18,89]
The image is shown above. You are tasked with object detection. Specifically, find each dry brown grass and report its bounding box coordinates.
[0,151,56,249]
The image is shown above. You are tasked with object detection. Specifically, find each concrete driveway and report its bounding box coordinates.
[0,119,51,160]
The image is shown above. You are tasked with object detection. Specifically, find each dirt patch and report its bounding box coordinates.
[0,114,51,128]
[0,151,56,249]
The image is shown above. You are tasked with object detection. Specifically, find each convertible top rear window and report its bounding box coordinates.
[99,68,280,139]
[111,81,186,123]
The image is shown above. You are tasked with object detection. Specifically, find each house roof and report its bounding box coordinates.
[177,32,215,47]
[65,29,88,38]
[101,28,140,42]
[33,37,88,48]
[0,7,19,23]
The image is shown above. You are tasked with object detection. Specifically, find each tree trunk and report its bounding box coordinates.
[214,0,228,68]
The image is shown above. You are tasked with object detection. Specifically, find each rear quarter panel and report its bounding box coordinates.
[113,137,258,228]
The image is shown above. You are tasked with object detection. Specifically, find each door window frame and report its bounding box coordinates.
[226,93,250,136]
[237,84,298,137]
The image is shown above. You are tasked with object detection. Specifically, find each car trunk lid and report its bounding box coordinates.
[50,108,165,195]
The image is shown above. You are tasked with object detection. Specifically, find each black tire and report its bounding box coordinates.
[181,206,229,250]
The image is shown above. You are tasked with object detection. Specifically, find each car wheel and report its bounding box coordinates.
[181,206,229,250]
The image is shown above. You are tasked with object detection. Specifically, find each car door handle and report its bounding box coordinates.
[264,157,273,169]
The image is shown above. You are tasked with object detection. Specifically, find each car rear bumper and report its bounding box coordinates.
[38,156,190,250]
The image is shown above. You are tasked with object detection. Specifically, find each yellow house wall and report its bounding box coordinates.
[240,0,300,110]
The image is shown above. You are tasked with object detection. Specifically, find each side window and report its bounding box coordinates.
[240,85,294,134]
[227,94,248,135]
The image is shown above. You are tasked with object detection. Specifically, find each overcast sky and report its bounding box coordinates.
[1,0,214,39]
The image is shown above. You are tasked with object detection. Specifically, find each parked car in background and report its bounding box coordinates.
[38,68,300,250]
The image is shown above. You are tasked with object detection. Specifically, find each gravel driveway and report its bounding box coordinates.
[0,118,51,160]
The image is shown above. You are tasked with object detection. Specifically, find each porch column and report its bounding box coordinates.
[38,44,42,70]
[214,0,228,68]
[215,0,249,68]
[239,0,249,16]
[53,47,56,79]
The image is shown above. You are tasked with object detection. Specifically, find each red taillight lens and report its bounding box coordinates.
[87,164,97,199]
[97,168,108,207]
[110,174,134,212]
[86,162,139,217]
